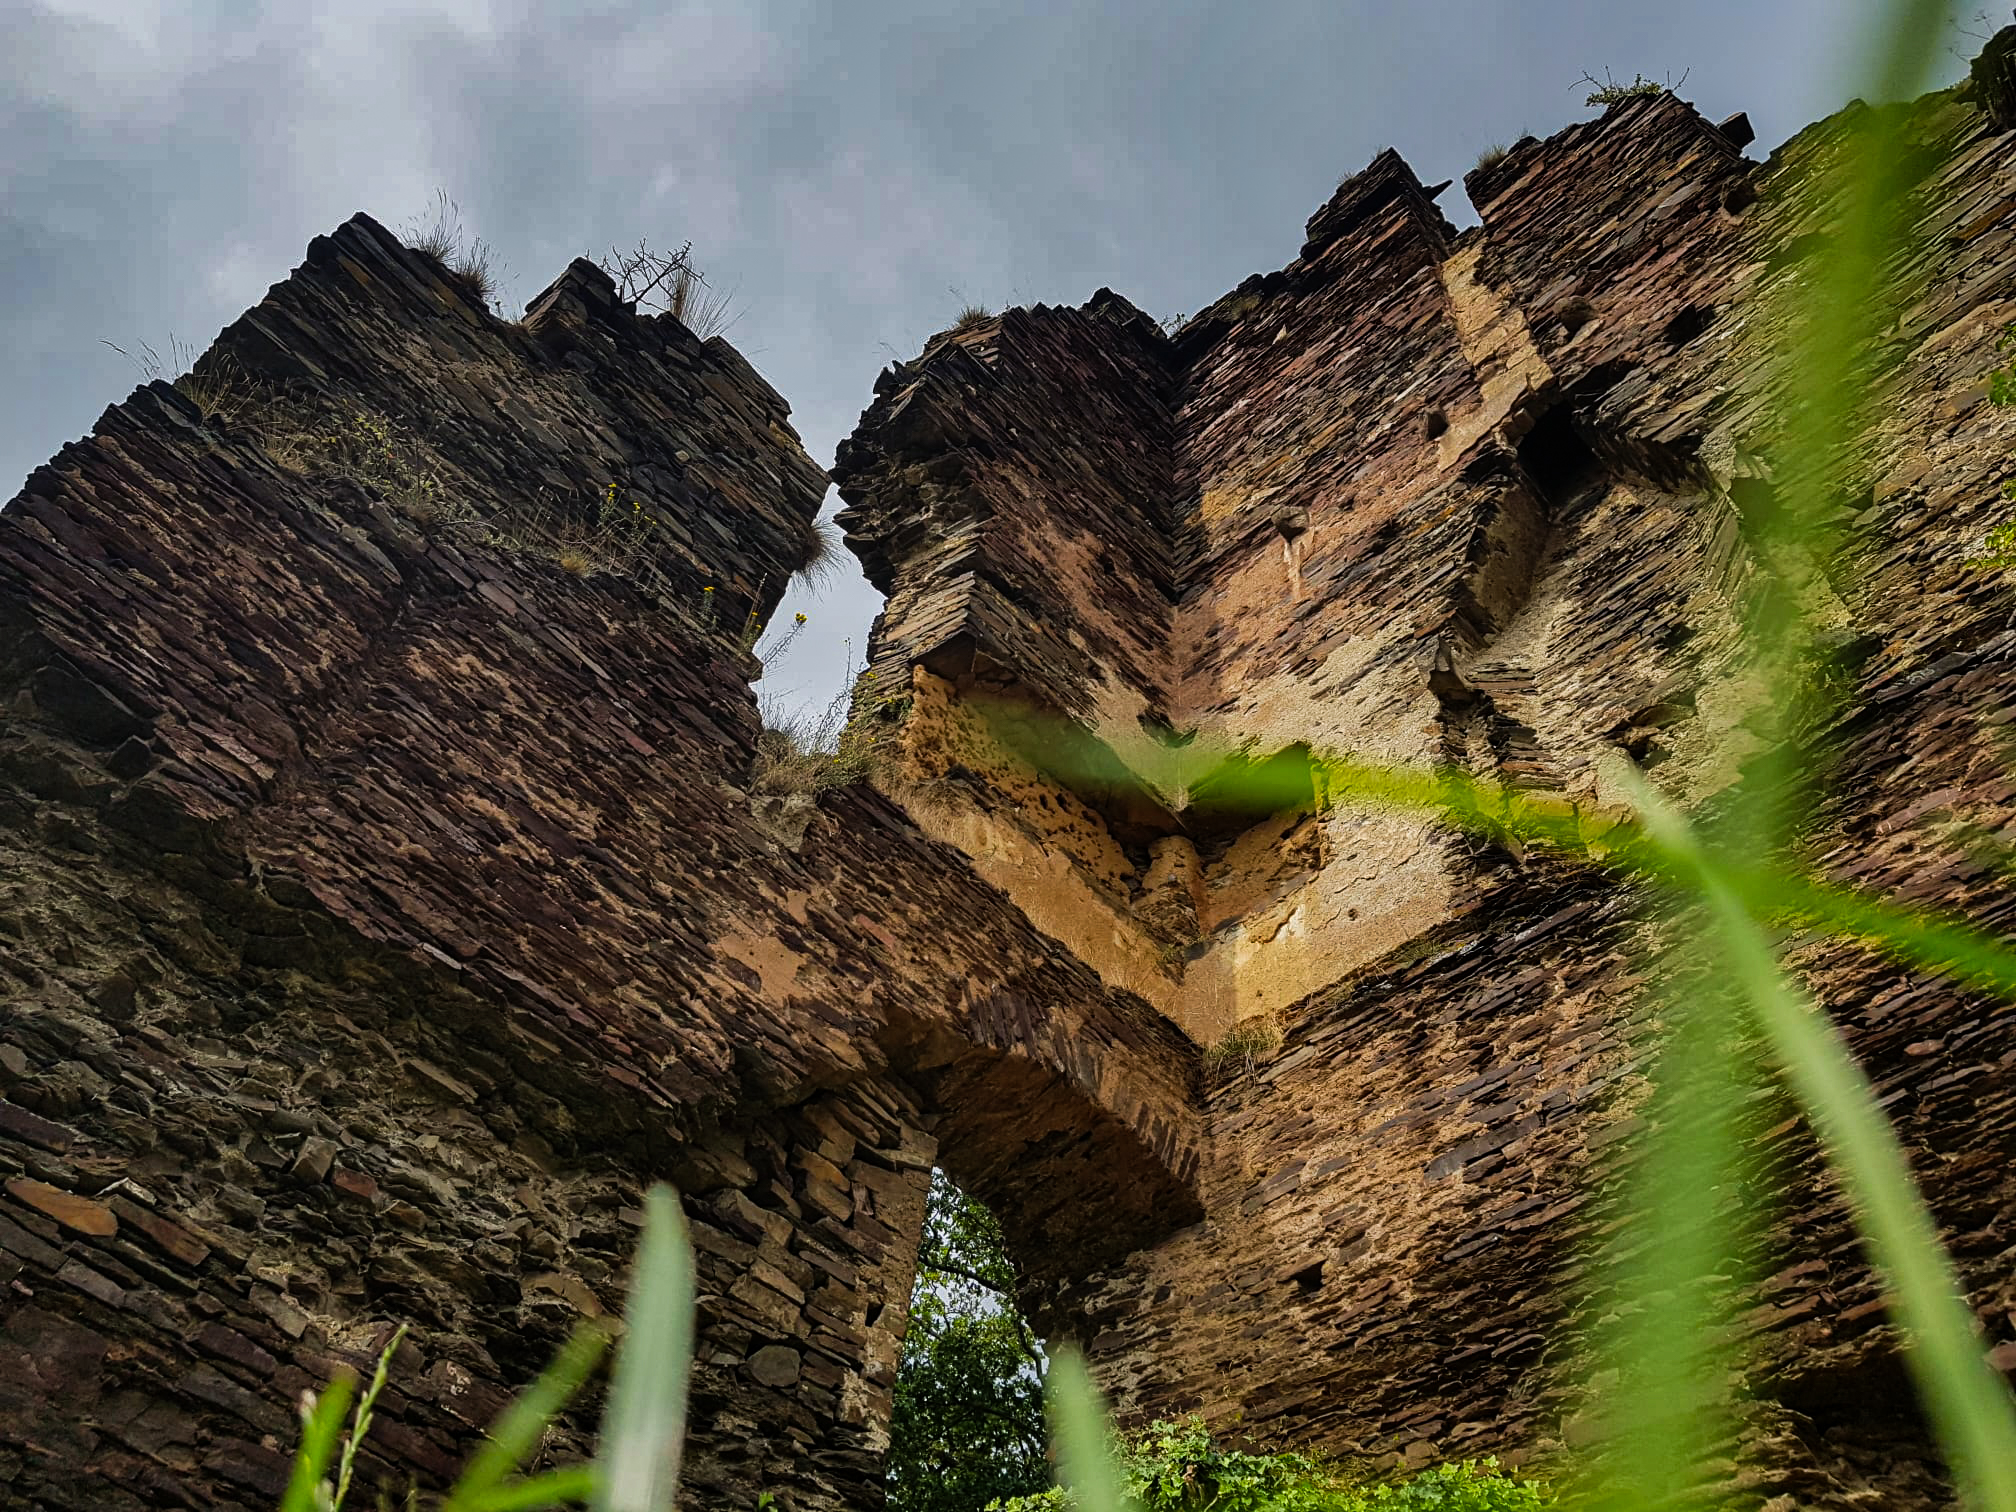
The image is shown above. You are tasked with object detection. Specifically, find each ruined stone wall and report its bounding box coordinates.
[0,216,1202,1511]
[8,55,2016,1512]
[834,97,1767,1048]
[838,75,2016,1511]
[837,293,1179,725]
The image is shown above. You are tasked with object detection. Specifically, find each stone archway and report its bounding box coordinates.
[0,217,1203,1512]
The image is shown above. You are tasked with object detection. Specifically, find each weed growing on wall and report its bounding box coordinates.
[752,658,892,795]
[753,609,812,663]
[1574,68,1687,107]
[482,482,683,592]
[1969,322,2016,567]
[1201,1015,1283,1075]
[296,410,466,524]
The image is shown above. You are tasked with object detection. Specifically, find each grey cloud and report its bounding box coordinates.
[2,0,1974,709]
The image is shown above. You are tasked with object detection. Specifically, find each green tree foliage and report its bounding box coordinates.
[887,1171,1051,1512]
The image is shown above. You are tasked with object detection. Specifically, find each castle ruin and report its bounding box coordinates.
[2,60,2014,1512]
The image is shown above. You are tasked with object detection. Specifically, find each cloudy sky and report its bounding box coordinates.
[3,1,1977,711]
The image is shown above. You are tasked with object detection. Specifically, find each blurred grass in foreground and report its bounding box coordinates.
[281,1187,690,1511]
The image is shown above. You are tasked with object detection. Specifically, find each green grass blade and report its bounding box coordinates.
[1571,925,1764,1511]
[1045,1350,1132,1512]
[457,1466,599,1511]
[1314,747,2016,1009]
[1700,874,2016,1512]
[594,1184,696,1512]
[282,1373,357,1512]
[447,1324,609,1506]
[334,1324,407,1511]
[1752,869,2016,1001]
[1632,778,2016,1511]
[1747,0,1951,642]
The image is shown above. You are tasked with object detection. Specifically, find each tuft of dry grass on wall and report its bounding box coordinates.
[952,304,994,333]
[666,261,740,340]
[599,240,743,340]
[403,189,506,310]
[752,667,892,796]
[1202,1014,1284,1074]
[103,337,270,430]
[451,239,501,306]
[787,513,845,589]
[406,188,459,263]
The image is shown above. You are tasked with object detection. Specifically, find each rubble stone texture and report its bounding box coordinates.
[2,60,2015,1512]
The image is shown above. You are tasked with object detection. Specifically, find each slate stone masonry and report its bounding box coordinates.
[0,217,1199,1510]
[837,69,2016,1511]
[7,52,2016,1512]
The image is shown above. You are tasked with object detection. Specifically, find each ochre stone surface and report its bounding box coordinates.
[5,60,2016,1512]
